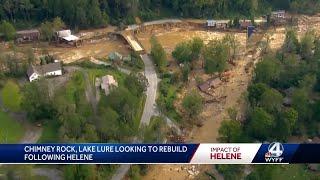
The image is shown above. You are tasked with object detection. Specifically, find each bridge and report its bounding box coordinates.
[109,31,145,53]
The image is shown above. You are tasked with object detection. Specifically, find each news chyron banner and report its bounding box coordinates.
[0,143,319,164]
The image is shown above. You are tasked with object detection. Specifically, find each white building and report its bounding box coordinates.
[207,20,216,27]
[100,75,118,95]
[56,29,80,47]
[27,62,62,82]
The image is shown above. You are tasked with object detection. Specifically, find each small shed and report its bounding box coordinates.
[207,20,216,27]
[271,10,286,19]
[56,29,80,46]
[16,29,40,43]
[215,20,230,29]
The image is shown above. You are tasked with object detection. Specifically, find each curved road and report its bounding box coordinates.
[139,54,158,126]
[111,54,158,180]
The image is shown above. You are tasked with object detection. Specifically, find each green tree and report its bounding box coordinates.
[21,80,56,121]
[96,107,119,139]
[248,83,268,106]
[150,36,167,72]
[282,28,300,54]
[292,88,310,122]
[0,20,15,40]
[217,165,244,180]
[314,38,320,60]
[260,88,283,113]
[254,57,280,85]
[129,165,141,180]
[312,100,320,122]
[182,91,204,120]
[87,0,105,27]
[40,17,65,41]
[64,165,96,180]
[40,21,54,41]
[204,40,229,74]
[125,73,147,97]
[172,41,192,63]
[247,108,274,140]
[246,165,277,180]
[182,63,190,82]
[300,30,315,60]
[52,17,66,31]
[223,34,239,60]
[1,80,22,111]
[275,108,298,140]
[218,120,244,143]
[143,116,167,143]
[190,37,204,60]
[82,124,99,142]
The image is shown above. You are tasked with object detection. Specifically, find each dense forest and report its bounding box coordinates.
[0,0,320,29]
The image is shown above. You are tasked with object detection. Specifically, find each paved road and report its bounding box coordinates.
[111,54,158,180]
[139,54,158,127]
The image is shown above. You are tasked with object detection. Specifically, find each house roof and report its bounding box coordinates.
[198,82,210,92]
[272,10,285,14]
[62,35,79,41]
[39,62,62,74]
[27,62,62,77]
[56,30,79,41]
[198,78,222,92]
[17,29,40,35]
[27,65,36,77]
[101,75,118,95]
[215,20,230,24]
[57,30,71,37]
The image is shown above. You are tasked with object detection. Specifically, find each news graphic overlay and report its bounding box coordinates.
[0,143,320,164]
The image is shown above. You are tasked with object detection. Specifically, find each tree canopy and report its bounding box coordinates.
[0,21,15,40]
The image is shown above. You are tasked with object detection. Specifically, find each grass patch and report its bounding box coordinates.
[133,95,146,131]
[38,120,60,143]
[1,80,22,112]
[271,165,313,180]
[0,111,24,143]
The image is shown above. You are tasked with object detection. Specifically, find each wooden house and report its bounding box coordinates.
[16,29,40,43]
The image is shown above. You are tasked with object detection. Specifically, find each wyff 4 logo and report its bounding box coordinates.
[265,142,284,163]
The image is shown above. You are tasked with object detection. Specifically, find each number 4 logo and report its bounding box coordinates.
[268,142,284,158]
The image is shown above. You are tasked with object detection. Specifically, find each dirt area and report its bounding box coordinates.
[136,28,247,54]
[268,27,286,50]
[45,40,130,63]
[143,54,253,180]
[0,26,130,64]
[141,23,291,180]
[142,14,320,179]
[47,26,131,63]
